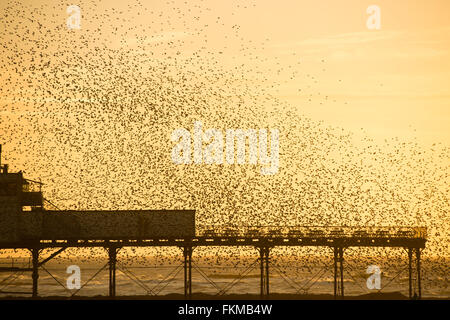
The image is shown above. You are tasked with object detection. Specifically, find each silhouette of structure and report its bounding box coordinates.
[0,146,427,299]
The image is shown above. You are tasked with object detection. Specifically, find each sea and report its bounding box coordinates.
[0,255,448,299]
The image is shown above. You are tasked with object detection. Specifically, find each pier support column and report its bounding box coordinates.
[407,247,423,300]
[183,246,193,299]
[108,246,117,298]
[31,248,39,298]
[333,247,338,298]
[339,247,344,298]
[408,248,413,299]
[416,248,421,300]
[258,247,270,298]
[333,247,345,299]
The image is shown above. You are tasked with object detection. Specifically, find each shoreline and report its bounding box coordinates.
[0,292,448,300]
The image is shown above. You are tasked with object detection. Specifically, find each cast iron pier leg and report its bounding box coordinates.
[31,248,39,298]
[108,246,117,297]
[184,246,193,299]
[333,247,345,299]
[416,248,421,300]
[408,248,413,299]
[333,247,338,299]
[259,247,270,298]
[339,247,344,298]
[265,248,270,296]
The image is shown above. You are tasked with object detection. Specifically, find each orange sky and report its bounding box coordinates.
[1,0,450,144]
[0,0,448,259]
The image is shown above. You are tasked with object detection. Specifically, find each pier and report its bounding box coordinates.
[0,147,427,299]
[0,225,426,299]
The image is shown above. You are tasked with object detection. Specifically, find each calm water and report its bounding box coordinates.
[0,258,448,298]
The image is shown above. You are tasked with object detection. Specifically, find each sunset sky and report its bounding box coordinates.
[1,0,449,144]
[0,0,448,259]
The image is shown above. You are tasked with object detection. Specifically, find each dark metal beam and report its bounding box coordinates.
[333,247,338,299]
[108,246,118,298]
[183,246,193,299]
[339,247,344,298]
[258,247,270,298]
[260,248,264,297]
[38,247,66,267]
[408,248,413,299]
[0,236,427,250]
[416,248,421,300]
[265,248,270,296]
[333,246,345,299]
[31,248,39,298]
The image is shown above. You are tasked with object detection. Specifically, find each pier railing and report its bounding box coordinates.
[197,226,427,239]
